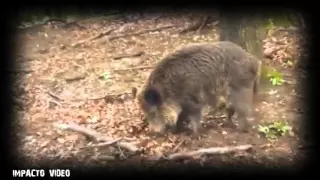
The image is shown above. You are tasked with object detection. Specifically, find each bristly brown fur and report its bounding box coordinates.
[133,41,261,135]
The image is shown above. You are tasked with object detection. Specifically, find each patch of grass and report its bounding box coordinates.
[267,69,285,86]
[258,120,292,140]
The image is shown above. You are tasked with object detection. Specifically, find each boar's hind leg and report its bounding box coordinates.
[229,86,254,132]
[225,103,236,128]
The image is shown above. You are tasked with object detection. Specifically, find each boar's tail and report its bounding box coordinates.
[143,84,164,107]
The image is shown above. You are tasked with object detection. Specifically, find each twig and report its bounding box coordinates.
[64,74,86,82]
[171,140,184,153]
[118,144,127,159]
[84,92,133,101]
[108,25,174,41]
[210,20,220,27]
[72,28,116,47]
[54,122,140,153]
[47,100,62,108]
[166,144,252,161]
[196,16,209,33]
[113,66,154,72]
[113,51,145,60]
[83,138,122,148]
[47,91,64,101]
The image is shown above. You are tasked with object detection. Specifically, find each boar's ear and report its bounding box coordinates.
[144,85,163,106]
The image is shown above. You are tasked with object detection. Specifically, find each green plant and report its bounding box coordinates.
[258,120,292,140]
[265,18,275,30]
[267,70,285,86]
[101,72,113,82]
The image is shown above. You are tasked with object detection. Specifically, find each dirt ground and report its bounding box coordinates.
[12,11,305,167]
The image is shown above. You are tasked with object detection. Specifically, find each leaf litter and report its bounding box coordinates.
[16,11,303,166]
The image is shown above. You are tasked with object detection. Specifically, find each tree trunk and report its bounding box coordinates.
[219,12,270,83]
[219,13,266,59]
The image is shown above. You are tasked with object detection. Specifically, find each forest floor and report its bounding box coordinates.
[12,11,306,168]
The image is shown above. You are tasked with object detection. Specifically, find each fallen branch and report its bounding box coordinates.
[113,51,145,60]
[72,28,116,47]
[108,25,174,41]
[54,122,140,153]
[165,144,252,161]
